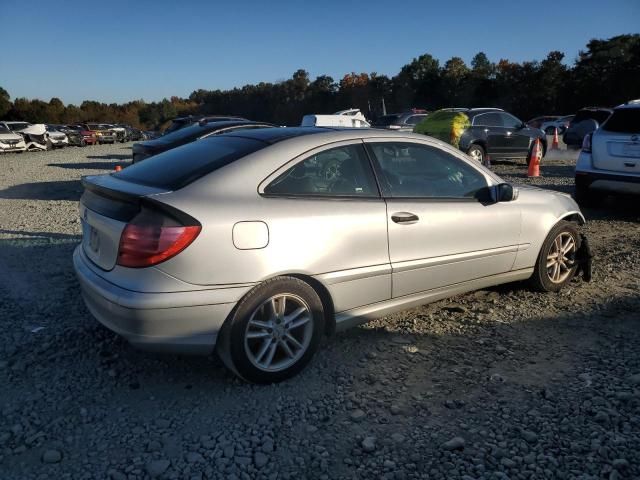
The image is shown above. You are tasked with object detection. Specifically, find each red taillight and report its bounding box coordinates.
[117,224,201,268]
[581,133,592,153]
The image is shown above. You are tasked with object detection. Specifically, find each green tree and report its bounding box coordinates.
[0,87,11,118]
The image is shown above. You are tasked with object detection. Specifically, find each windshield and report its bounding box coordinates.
[602,109,640,134]
[114,136,267,190]
[373,115,401,126]
[0,124,10,133]
[8,122,30,131]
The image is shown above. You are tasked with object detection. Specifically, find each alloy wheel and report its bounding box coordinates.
[244,294,313,372]
[546,232,576,283]
[469,148,483,163]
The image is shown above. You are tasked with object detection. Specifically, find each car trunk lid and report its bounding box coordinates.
[80,174,170,271]
[592,133,640,173]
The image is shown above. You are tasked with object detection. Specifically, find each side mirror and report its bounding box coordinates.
[494,183,518,202]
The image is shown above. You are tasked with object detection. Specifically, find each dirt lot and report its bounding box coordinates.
[1,143,639,480]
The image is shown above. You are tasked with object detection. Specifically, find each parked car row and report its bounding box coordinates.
[0,121,149,153]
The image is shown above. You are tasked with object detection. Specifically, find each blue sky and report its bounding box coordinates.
[1,0,638,105]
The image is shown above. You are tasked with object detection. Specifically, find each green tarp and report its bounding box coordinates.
[413,110,470,149]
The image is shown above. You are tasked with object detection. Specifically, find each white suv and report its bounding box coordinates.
[0,122,27,153]
[575,100,640,205]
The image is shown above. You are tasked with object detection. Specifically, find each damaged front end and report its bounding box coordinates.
[16,124,50,151]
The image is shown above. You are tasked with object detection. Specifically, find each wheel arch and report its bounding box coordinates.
[467,139,487,152]
[287,274,336,336]
[223,273,337,338]
[558,211,586,226]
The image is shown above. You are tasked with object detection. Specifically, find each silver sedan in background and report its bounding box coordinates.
[73,128,591,383]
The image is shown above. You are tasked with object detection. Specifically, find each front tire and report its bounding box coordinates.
[467,144,485,164]
[217,277,325,383]
[531,221,581,292]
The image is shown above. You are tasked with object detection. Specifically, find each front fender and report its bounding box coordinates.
[512,187,586,270]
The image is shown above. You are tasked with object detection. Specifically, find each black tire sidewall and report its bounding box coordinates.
[532,221,581,292]
[223,277,325,384]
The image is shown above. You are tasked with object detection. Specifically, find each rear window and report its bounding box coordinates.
[602,109,640,134]
[114,136,266,190]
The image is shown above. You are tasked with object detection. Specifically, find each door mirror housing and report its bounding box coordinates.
[493,183,518,202]
[475,183,518,203]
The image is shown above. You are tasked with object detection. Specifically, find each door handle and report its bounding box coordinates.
[391,212,419,224]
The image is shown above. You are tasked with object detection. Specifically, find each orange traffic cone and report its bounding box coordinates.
[114,165,122,172]
[551,127,559,150]
[527,138,542,177]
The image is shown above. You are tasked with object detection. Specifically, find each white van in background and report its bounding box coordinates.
[301,108,371,128]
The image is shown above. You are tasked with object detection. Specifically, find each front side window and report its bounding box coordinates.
[472,113,502,127]
[368,142,487,198]
[264,144,378,197]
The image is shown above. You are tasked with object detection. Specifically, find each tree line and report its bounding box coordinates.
[1,34,638,131]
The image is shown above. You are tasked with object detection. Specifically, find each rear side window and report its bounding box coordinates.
[264,144,379,197]
[602,109,640,134]
[472,113,502,127]
[114,136,266,190]
[405,115,426,125]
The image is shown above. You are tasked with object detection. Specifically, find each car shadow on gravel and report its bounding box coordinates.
[0,229,80,240]
[48,161,125,170]
[582,199,640,223]
[0,180,83,201]
[85,154,132,160]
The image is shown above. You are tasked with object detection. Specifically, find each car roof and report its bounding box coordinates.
[578,107,613,112]
[225,126,448,146]
[615,100,640,110]
[224,126,338,144]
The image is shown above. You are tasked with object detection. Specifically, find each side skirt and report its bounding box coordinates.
[334,268,534,332]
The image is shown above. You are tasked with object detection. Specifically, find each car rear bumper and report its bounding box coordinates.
[576,152,640,195]
[73,246,243,354]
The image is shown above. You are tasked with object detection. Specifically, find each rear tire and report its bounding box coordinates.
[530,221,581,292]
[217,277,325,383]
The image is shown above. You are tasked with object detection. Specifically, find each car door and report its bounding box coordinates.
[364,139,521,297]
[261,141,391,312]
[499,112,532,156]
[472,112,509,157]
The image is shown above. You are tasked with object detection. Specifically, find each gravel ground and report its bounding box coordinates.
[1,143,639,480]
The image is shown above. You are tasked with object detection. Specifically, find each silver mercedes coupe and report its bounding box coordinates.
[73,127,591,383]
